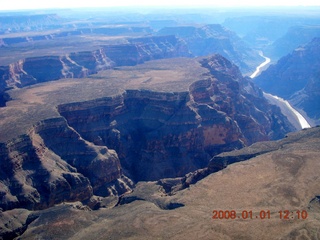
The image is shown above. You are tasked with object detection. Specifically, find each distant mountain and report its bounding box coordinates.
[0,14,62,33]
[0,26,153,47]
[156,24,264,74]
[224,16,292,41]
[255,38,320,125]
[223,16,320,49]
[266,25,320,60]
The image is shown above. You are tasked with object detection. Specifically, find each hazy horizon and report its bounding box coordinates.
[1,0,320,11]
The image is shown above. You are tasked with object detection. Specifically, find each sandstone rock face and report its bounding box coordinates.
[7,126,320,240]
[0,54,293,214]
[0,117,132,212]
[58,55,293,182]
[198,55,294,141]
[33,118,124,193]
[0,133,92,211]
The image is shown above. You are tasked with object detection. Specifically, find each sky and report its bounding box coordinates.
[1,0,320,11]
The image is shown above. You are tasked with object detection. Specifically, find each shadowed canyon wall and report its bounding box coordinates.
[255,38,320,124]
[58,55,294,182]
[0,54,294,212]
[0,117,133,211]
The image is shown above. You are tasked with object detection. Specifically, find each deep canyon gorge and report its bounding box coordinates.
[1,6,320,240]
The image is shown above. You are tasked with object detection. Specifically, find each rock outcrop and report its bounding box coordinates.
[57,55,293,182]
[0,54,293,215]
[0,35,191,92]
[1,9,320,240]
[4,126,320,240]
[0,117,133,212]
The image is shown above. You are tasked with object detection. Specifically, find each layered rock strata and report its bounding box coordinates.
[157,24,264,74]
[0,117,132,212]
[0,26,153,46]
[3,126,319,240]
[58,55,294,182]
[0,35,191,92]
[0,54,294,213]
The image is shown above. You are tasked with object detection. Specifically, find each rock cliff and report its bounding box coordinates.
[265,25,320,60]
[223,15,320,49]
[1,9,319,240]
[57,55,293,182]
[0,26,153,46]
[3,126,319,240]
[0,35,190,92]
[0,117,133,212]
[0,54,293,214]
[157,24,263,74]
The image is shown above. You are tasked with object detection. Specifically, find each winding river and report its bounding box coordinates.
[250,51,271,79]
[250,52,311,129]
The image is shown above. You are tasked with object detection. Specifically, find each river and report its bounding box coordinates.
[251,52,311,129]
[250,51,271,79]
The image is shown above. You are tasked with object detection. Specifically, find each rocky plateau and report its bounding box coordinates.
[0,53,294,221]
[1,8,319,240]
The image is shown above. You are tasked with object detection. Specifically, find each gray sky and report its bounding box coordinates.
[1,0,320,10]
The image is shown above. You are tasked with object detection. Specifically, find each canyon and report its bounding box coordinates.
[2,125,320,239]
[156,24,263,74]
[1,7,320,240]
[0,54,294,215]
[255,38,320,125]
[0,35,191,91]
